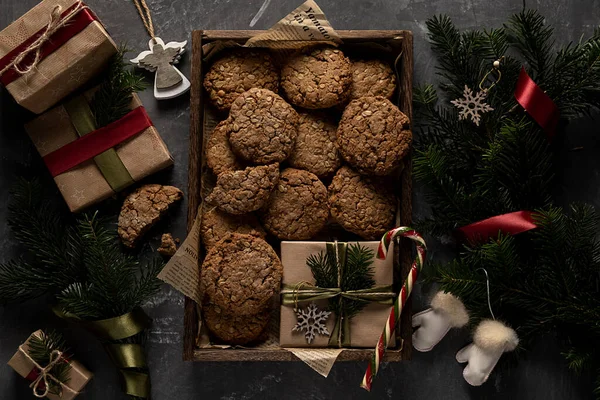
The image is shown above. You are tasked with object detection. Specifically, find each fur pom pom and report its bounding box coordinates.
[431,291,469,328]
[473,319,519,352]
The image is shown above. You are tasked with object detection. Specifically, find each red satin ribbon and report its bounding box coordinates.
[514,67,560,140]
[457,210,537,242]
[43,107,153,177]
[0,3,97,86]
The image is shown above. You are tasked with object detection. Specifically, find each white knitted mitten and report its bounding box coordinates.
[412,291,469,352]
[456,319,519,386]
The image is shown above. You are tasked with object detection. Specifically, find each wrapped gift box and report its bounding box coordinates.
[25,91,174,212]
[280,241,396,348]
[0,0,117,113]
[8,330,92,400]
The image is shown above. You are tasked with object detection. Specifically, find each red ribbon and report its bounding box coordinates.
[514,67,560,140]
[25,368,44,389]
[457,210,537,243]
[0,3,97,86]
[43,107,153,177]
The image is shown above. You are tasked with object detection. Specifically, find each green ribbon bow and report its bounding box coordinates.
[56,307,151,398]
[281,242,395,347]
[64,95,134,192]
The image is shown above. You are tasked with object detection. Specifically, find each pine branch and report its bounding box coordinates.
[90,46,146,128]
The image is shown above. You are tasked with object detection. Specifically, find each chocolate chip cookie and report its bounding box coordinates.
[260,168,329,240]
[203,49,279,112]
[328,166,396,240]
[350,59,397,99]
[281,46,352,109]
[229,88,299,164]
[200,206,266,250]
[201,233,283,315]
[337,96,412,176]
[205,164,280,215]
[288,112,341,178]
[203,303,271,345]
[118,184,184,248]
[206,120,243,175]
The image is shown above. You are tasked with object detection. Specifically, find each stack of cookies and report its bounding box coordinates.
[199,45,412,345]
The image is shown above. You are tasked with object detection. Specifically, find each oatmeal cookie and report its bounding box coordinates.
[206,120,243,175]
[201,233,282,315]
[203,49,279,112]
[229,88,299,164]
[337,96,412,176]
[288,112,341,177]
[205,164,279,215]
[281,46,352,109]
[328,166,396,240]
[350,59,397,99]
[200,206,266,249]
[203,303,271,345]
[260,168,329,240]
[118,185,184,248]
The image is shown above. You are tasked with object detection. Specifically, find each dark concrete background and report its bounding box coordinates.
[1,0,598,399]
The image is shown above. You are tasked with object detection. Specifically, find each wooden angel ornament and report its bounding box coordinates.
[131,37,190,100]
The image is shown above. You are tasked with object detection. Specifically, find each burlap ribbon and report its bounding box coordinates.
[56,307,151,398]
[63,95,134,192]
[281,242,395,347]
[19,348,78,398]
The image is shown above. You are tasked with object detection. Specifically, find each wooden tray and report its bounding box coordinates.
[185,30,414,362]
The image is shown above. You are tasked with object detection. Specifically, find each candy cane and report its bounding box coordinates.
[361,227,427,391]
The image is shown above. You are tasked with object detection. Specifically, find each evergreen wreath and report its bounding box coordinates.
[415,9,600,396]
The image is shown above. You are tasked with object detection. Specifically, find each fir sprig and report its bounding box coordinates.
[417,9,600,397]
[28,330,71,396]
[307,243,376,319]
[91,45,146,128]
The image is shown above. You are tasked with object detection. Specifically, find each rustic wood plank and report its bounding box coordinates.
[200,30,408,41]
[193,349,403,362]
[183,30,204,362]
[185,30,413,362]
[398,30,414,362]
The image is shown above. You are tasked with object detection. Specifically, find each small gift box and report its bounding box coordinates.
[25,91,174,212]
[280,241,396,348]
[0,0,117,114]
[8,330,92,400]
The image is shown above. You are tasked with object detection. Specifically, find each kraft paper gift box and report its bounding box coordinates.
[8,330,93,400]
[0,0,117,114]
[25,91,174,213]
[280,241,396,348]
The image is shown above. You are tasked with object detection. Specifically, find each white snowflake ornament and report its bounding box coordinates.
[292,303,332,344]
[451,85,494,126]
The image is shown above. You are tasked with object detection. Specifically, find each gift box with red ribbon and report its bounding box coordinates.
[0,0,117,114]
[8,330,92,400]
[25,91,174,212]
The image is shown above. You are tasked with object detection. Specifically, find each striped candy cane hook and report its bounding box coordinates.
[360,227,427,391]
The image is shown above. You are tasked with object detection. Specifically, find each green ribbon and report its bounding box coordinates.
[55,307,152,398]
[281,242,395,347]
[63,95,134,192]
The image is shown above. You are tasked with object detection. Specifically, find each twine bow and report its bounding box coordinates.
[19,347,79,398]
[0,2,87,77]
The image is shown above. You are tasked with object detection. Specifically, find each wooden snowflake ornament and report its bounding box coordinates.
[451,85,494,126]
[293,303,331,344]
[131,37,190,100]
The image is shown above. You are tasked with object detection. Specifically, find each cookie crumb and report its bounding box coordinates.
[158,233,178,257]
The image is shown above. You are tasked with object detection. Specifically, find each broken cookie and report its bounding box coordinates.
[118,184,184,248]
